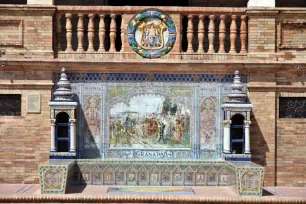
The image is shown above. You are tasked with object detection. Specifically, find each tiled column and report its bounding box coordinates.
[244,120,251,154]
[69,119,76,152]
[223,120,231,154]
[50,119,56,152]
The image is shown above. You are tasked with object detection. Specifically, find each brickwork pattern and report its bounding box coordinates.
[249,90,276,187]
[276,91,306,187]
[0,6,55,59]
[0,71,53,184]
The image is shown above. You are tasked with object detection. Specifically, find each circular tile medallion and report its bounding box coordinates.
[128,10,177,59]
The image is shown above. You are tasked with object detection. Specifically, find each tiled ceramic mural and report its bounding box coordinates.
[83,95,102,150]
[108,86,192,149]
[200,97,217,146]
[63,73,248,160]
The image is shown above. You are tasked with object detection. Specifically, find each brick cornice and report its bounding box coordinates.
[0,5,56,14]
[248,84,306,91]
[0,83,54,89]
[246,9,279,16]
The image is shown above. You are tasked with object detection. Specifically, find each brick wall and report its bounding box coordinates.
[247,12,277,61]
[0,5,55,59]
[0,70,53,184]
[0,5,306,187]
[275,91,306,187]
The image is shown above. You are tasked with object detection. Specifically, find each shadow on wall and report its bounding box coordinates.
[74,94,101,159]
[250,112,268,167]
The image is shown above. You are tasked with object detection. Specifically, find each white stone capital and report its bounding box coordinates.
[27,0,54,5]
[248,0,275,7]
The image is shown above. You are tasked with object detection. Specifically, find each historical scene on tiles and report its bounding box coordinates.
[64,73,248,159]
[108,85,193,149]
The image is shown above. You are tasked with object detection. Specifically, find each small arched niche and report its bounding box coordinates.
[56,112,70,152]
[230,114,245,154]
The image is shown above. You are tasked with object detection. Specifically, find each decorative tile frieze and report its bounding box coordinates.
[56,73,248,83]
[74,160,237,187]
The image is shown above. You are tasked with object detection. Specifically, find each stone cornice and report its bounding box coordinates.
[56,6,246,15]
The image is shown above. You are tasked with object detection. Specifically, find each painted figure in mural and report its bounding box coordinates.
[84,96,101,137]
[172,115,185,143]
[197,174,204,182]
[156,120,166,143]
[110,120,115,139]
[114,120,123,146]
[138,20,167,50]
[123,115,133,145]
[109,93,191,148]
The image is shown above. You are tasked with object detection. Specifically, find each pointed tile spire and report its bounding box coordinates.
[228,70,247,102]
[53,67,74,101]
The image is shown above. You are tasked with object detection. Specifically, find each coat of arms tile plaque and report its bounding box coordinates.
[128,10,177,58]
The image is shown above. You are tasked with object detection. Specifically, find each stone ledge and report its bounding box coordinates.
[0,194,305,203]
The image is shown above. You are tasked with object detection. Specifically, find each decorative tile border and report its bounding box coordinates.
[39,160,75,194]
[0,195,306,203]
[38,159,264,197]
[74,160,236,187]
[224,154,251,161]
[50,152,76,159]
[229,162,265,196]
[61,73,248,83]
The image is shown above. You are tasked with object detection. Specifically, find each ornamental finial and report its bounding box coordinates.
[53,67,74,101]
[228,70,247,102]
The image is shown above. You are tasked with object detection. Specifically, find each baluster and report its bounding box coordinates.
[230,15,237,54]
[88,13,95,52]
[98,14,105,52]
[77,13,84,52]
[121,17,125,52]
[208,15,215,53]
[219,15,226,53]
[55,13,62,51]
[197,15,205,53]
[240,15,247,54]
[187,15,194,53]
[65,13,73,52]
[109,14,117,52]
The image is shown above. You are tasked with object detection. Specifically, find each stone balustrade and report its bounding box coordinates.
[55,12,123,54]
[54,7,247,59]
[182,13,247,55]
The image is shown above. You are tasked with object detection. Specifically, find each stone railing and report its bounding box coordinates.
[54,6,247,60]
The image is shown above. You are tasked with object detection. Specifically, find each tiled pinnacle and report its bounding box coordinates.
[228,70,247,102]
[53,67,74,101]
